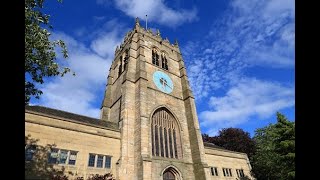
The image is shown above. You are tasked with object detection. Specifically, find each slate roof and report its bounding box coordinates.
[25,106,119,130]
[203,142,226,150]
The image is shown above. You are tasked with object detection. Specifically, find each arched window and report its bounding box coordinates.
[123,49,129,70]
[162,167,182,180]
[151,108,182,159]
[118,56,122,77]
[163,171,175,180]
[161,53,168,70]
[152,48,159,66]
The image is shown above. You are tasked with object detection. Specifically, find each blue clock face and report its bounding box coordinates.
[153,71,174,94]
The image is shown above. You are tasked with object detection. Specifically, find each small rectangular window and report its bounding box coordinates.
[97,155,104,168]
[88,153,112,168]
[210,167,218,176]
[236,169,245,177]
[88,154,96,167]
[48,148,59,164]
[68,151,77,165]
[223,168,232,177]
[105,156,111,169]
[25,145,36,161]
[59,150,68,164]
[47,148,76,165]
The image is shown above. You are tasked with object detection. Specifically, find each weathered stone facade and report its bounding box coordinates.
[25,18,253,180]
[100,18,211,180]
[25,107,121,179]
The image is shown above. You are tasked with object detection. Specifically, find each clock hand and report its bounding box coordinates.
[165,83,172,90]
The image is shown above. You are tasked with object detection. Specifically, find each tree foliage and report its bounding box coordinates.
[202,128,256,159]
[25,135,67,179]
[87,173,116,180]
[52,173,115,180]
[25,0,74,105]
[25,134,116,180]
[251,112,295,180]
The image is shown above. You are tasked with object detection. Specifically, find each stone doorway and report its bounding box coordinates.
[162,166,182,180]
[163,170,175,180]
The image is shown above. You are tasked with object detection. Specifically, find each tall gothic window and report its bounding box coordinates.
[161,53,168,70]
[118,56,122,77]
[151,108,182,159]
[152,48,159,66]
[124,49,129,70]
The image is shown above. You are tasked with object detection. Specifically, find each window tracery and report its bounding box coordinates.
[151,108,182,159]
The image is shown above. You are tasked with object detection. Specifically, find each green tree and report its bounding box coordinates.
[202,128,256,159]
[25,135,116,180]
[86,173,116,180]
[25,0,74,105]
[251,112,295,180]
[25,135,68,179]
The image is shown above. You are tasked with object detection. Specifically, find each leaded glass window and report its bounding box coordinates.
[151,108,182,159]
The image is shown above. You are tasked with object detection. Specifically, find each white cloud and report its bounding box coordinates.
[184,0,295,100]
[184,0,295,135]
[222,0,295,68]
[262,0,295,18]
[98,0,198,27]
[91,30,123,58]
[199,78,295,135]
[35,19,127,118]
[90,19,130,58]
[74,27,87,37]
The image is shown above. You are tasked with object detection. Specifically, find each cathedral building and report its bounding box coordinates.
[25,18,253,180]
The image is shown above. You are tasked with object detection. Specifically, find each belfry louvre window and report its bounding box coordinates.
[161,53,168,70]
[151,108,182,159]
[118,56,122,77]
[152,48,159,66]
[123,49,129,70]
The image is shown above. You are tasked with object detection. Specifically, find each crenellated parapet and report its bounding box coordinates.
[114,17,181,59]
[114,30,134,58]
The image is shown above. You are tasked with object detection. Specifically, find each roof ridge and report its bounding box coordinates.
[203,142,225,149]
[25,105,119,130]
[26,105,101,120]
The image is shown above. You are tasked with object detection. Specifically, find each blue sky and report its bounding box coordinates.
[30,0,295,137]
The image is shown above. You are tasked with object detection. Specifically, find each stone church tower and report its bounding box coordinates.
[100,18,211,180]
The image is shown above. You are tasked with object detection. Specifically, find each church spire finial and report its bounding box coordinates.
[135,17,140,27]
[174,39,179,46]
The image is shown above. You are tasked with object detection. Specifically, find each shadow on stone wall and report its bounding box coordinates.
[25,134,116,180]
[25,134,69,179]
